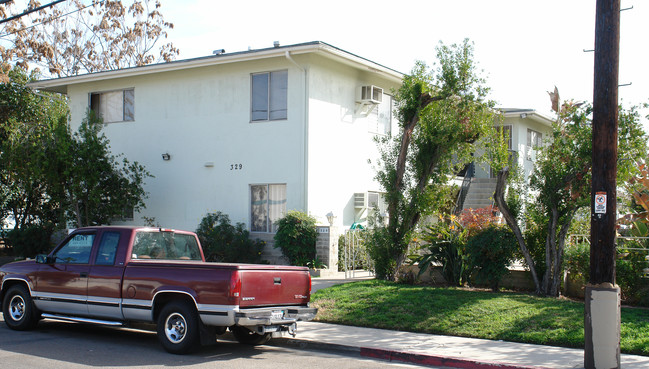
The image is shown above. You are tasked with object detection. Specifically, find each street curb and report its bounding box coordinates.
[269,338,361,355]
[272,338,550,369]
[360,347,550,369]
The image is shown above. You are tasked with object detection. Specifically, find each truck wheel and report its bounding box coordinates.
[156,301,200,354]
[2,285,39,331]
[231,326,272,345]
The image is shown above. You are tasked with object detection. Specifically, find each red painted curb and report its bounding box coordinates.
[360,347,549,369]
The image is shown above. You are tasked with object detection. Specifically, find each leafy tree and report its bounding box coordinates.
[62,110,151,227]
[370,39,507,280]
[273,211,318,266]
[494,93,648,296]
[0,0,178,78]
[6,223,54,257]
[0,66,68,228]
[1,68,151,230]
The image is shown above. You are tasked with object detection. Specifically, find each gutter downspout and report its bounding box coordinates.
[285,51,309,212]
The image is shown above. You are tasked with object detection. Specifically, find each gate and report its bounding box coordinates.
[342,228,374,278]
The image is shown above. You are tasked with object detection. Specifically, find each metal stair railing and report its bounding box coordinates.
[455,162,475,215]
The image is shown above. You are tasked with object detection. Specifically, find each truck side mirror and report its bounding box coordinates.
[35,254,51,264]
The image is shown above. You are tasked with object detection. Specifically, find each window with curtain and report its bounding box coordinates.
[89,89,135,123]
[250,184,287,232]
[251,70,288,121]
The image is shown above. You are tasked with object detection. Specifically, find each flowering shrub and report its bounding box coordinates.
[459,205,500,236]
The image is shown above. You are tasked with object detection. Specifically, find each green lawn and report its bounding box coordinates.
[311,279,649,356]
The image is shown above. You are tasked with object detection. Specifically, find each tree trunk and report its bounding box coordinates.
[386,92,443,281]
[550,209,576,296]
[494,168,541,294]
[542,207,559,295]
[74,200,82,228]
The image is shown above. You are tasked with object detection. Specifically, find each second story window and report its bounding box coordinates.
[526,128,542,161]
[90,88,135,123]
[251,70,287,122]
[368,94,393,136]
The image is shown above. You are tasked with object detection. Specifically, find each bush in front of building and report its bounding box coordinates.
[5,224,55,258]
[273,211,318,266]
[466,225,519,292]
[196,212,266,264]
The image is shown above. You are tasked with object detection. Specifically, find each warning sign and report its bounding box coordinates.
[594,192,607,214]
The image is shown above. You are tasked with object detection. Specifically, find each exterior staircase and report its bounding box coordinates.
[462,177,498,210]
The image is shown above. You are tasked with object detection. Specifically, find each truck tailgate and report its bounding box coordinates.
[237,267,311,308]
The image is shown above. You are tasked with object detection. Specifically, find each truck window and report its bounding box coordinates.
[96,232,120,265]
[54,233,95,264]
[131,231,201,261]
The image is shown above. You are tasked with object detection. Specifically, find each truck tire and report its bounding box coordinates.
[2,285,39,331]
[156,301,200,354]
[230,326,272,345]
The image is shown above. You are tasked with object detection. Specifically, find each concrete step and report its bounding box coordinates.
[470,178,498,184]
[461,178,497,210]
[463,202,494,210]
[467,188,495,194]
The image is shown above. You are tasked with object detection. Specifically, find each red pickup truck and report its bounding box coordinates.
[0,226,317,354]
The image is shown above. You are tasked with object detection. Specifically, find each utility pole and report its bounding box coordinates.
[585,1,620,368]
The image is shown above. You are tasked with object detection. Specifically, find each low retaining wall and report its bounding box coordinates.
[402,265,535,291]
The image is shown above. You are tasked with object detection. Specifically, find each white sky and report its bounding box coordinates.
[162,0,648,122]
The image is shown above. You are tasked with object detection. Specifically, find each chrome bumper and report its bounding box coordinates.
[234,306,318,326]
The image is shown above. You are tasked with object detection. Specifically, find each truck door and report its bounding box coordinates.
[34,232,95,316]
[86,230,126,320]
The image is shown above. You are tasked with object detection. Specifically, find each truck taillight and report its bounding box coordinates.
[229,271,242,299]
[308,271,312,295]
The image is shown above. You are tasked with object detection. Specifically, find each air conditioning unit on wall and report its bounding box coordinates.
[354,192,380,209]
[357,85,383,105]
[354,193,367,208]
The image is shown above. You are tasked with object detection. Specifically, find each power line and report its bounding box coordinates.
[0,0,67,25]
[0,0,105,38]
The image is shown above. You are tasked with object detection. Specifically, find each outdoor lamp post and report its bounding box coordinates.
[326,212,334,226]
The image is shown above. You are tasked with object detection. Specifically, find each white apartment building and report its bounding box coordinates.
[31,41,403,263]
[31,41,553,265]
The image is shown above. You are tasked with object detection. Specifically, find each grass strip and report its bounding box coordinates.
[311,279,649,356]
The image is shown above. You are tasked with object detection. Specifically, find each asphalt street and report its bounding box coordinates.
[0,315,430,369]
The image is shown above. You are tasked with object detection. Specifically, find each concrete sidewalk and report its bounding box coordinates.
[296,272,649,368]
[275,321,649,369]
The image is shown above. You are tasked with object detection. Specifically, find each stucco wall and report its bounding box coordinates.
[305,56,400,227]
[63,52,401,239]
[66,57,308,232]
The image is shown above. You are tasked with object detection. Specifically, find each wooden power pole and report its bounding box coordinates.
[585,1,621,368]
